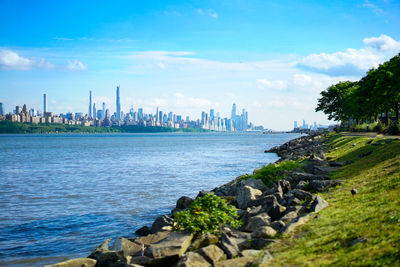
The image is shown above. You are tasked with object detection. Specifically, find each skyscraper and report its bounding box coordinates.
[93,103,96,119]
[89,91,92,119]
[43,94,47,113]
[0,102,4,115]
[231,104,237,130]
[102,102,106,120]
[210,109,215,120]
[116,86,121,120]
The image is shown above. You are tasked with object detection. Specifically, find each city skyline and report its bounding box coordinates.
[0,85,259,131]
[1,1,399,130]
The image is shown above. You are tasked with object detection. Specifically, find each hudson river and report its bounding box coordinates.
[0,132,300,266]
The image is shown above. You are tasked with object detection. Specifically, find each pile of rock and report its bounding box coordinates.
[47,134,345,267]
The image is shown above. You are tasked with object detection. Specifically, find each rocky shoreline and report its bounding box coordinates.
[47,133,346,267]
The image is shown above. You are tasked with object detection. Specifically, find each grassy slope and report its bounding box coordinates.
[266,134,400,266]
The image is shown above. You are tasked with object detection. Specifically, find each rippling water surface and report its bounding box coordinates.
[0,132,299,266]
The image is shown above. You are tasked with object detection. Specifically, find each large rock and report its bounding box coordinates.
[309,195,328,212]
[280,214,312,234]
[176,252,211,267]
[288,189,313,201]
[244,212,271,232]
[176,196,194,209]
[251,226,277,239]
[280,211,300,224]
[96,251,125,267]
[214,256,254,267]
[133,230,170,246]
[88,239,112,261]
[151,214,173,233]
[269,220,285,232]
[127,255,152,266]
[236,185,263,209]
[147,231,193,259]
[309,180,343,192]
[239,179,267,192]
[263,195,286,221]
[189,234,219,251]
[45,258,97,267]
[197,245,227,264]
[135,226,151,236]
[219,231,240,259]
[110,237,142,257]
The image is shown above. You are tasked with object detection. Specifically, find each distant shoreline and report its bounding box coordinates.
[0,121,211,134]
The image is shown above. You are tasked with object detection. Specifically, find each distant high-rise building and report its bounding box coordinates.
[89,91,92,119]
[0,102,3,115]
[138,108,143,119]
[156,107,159,123]
[102,102,106,120]
[231,104,236,120]
[116,86,121,120]
[43,94,47,113]
[210,109,215,120]
[15,106,21,114]
[294,121,298,129]
[97,110,102,120]
[93,103,96,119]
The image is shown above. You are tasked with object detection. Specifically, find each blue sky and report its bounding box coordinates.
[1,0,400,130]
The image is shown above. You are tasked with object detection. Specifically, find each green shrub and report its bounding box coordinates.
[388,121,400,135]
[242,160,301,186]
[172,194,241,236]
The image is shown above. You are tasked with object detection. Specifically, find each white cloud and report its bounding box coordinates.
[363,34,400,51]
[53,37,73,41]
[67,59,87,71]
[256,79,287,91]
[298,34,400,76]
[196,8,218,18]
[362,0,383,16]
[173,93,214,108]
[0,49,35,70]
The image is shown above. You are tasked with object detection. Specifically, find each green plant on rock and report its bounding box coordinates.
[242,160,302,186]
[172,194,241,236]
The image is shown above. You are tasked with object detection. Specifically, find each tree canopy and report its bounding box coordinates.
[316,53,400,123]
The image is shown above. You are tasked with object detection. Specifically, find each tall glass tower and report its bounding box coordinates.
[0,102,4,115]
[116,86,121,120]
[89,91,92,119]
[43,94,47,113]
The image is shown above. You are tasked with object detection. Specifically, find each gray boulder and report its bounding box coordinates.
[309,180,343,192]
[236,185,263,209]
[309,195,328,212]
[176,196,194,209]
[133,230,170,246]
[244,212,271,232]
[269,220,285,231]
[189,234,219,251]
[151,215,173,233]
[251,226,277,238]
[146,231,193,259]
[176,252,211,267]
[280,214,312,234]
[263,195,286,221]
[45,258,97,267]
[219,231,240,259]
[110,237,143,258]
[239,179,267,192]
[197,244,227,264]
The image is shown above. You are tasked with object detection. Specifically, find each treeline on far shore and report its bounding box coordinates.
[0,120,210,134]
[316,53,400,135]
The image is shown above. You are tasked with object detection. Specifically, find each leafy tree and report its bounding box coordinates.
[315,81,358,121]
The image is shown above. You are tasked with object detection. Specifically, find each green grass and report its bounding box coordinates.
[265,134,400,266]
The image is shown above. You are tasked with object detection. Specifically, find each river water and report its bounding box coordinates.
[0,132,299,266]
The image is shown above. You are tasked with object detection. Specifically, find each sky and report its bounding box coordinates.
[0,0,400,130]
